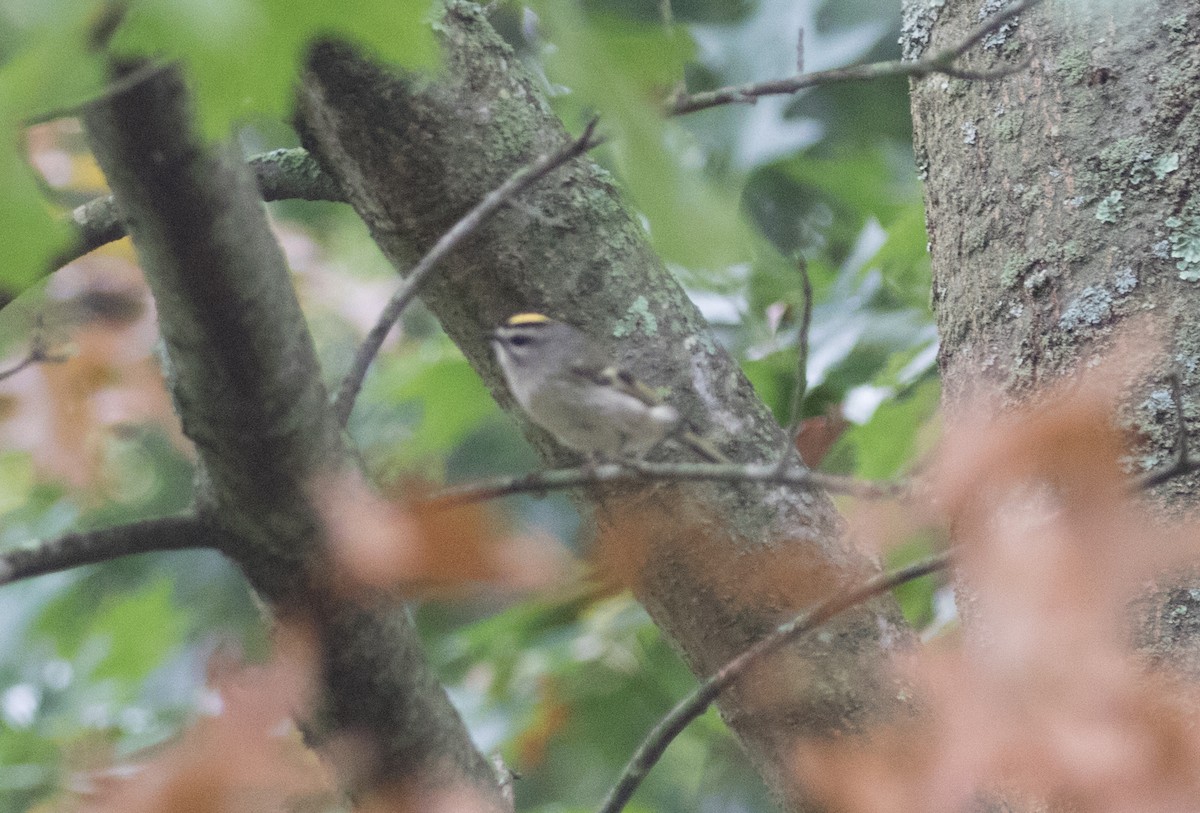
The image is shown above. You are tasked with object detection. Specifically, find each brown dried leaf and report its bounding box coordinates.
[798,351,1200,812]
[0,252,187,495]
[64,622,334,813]
[795,405,850,468]
[313,471,572,598]
[594,494,854,610]
[354,783,503,813]
[514,677,572,768]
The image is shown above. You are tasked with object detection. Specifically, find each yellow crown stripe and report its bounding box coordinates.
[506,312,552,326]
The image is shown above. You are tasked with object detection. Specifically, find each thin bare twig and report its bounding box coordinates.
[0,353,42,383]
[0,514,213,588]
[423,458,906,510]
[24,61,174,127]
[1136,372,1200,489]
[596,551,951,813]
[0,330,69,383]
[669,0,1044,116]
[332,118,605,427]
[785,257,814,441]
[938,0,1040,61]
[939,54,1034,81]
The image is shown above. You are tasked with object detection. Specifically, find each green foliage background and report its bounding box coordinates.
[0,0,941,810]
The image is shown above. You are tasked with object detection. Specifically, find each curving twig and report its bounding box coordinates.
[785,256,814,442]
[332,118,605,426]
[0,329,69,383]
[0,514,213,588]
[668,0,1044,116]
[1136,372,1200,490]
[596,552,951,813]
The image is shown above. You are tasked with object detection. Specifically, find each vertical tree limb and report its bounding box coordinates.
[82,63,508,808]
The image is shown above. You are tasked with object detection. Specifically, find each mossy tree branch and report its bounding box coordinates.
[295,4,915,809]
[81,63,508,808]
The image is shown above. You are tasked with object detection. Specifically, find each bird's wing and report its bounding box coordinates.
[569,363,665,407]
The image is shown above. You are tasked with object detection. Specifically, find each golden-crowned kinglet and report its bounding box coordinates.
[490,313,726,462]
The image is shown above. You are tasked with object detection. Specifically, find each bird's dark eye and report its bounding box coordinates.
[509,335,531,347]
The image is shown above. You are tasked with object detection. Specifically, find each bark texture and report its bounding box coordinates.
[296,3,915,809]
[907,0,1200,668]
[82,65,508,808]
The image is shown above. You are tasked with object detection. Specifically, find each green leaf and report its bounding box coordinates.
[0,14,107,290]
[781,146,914,225]
[838,377,939,479]
[865,201,931,307]
[35,575,184,685]
[88,577,184,682]
[0,164,68,292]
[111,0,439,138]
[740,353,794,424]
[0,451,35,515]
[886,534,940,628]
[532,4,754,267]
[0,5,107,116]
[375,347,497,465]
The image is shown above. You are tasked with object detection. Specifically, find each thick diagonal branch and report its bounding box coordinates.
[296,4,915,809]
[82,63,507,808]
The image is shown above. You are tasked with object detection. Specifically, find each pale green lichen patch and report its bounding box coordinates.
[1058,46,1092,85]
[900,0,947,61]
[996,107,1024,141]
[1114,267,1137,294]
[615,295,658,338]
[1161,14,1196,48]
[1023,265,1056,294]
[1154,152,1180,180]
[1096,191,1124,223]
[1061,240,1087,265]
[1000,255,1028,288]
[1166,215,1200,281]
[1094,137,1155,187]
[1059,285,1112,331]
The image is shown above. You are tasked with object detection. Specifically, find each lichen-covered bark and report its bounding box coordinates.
[83,65,508,808]
[296,3,914,808]
[907,0,1200,669]
[83,67,340,597]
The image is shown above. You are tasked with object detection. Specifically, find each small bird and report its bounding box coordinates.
[490,313,726,462]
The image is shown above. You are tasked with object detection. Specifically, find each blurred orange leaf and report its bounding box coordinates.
[797,352,1200,813]
[64,623,334,813]
[0,253,185,496]
[313,470,573,599]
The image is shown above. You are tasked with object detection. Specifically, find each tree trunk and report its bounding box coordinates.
[907,0,1200,669]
